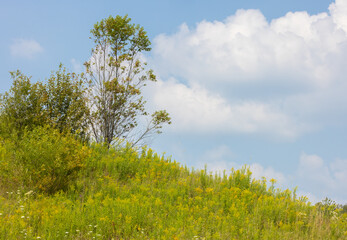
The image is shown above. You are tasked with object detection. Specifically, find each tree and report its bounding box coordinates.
[0,65,89,139]
[42,64,90,140]
[0,71,44,136]
[85,15,171,147]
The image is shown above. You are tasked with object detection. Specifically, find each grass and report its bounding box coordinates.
[0,140,346,239]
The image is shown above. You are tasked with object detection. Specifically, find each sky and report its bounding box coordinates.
[1,0,347,204]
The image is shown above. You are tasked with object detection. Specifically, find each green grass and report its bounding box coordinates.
[0,139,346,239]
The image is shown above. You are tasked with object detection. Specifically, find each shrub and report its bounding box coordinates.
[0,66,90,141]
[0,126,91,194]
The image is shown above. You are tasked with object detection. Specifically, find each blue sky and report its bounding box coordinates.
[1,0,347,204]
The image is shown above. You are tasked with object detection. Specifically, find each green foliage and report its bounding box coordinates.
[316,197,340,217]
[42,64,90,139]
[0,126,91,194]
[0,65,89,140]
[90,15,151,54]
[85,15,170,147]
[0,71,44,136]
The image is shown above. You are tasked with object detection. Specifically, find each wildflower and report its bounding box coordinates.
[21,216,25,219]
[270,178,277,184]
[195,187,203,193]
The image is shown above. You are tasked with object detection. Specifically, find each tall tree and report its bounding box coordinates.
[85,15,170,147]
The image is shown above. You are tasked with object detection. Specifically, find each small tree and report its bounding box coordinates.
[0,71,44,136]
[0,65,89,140]
[42,64,90,140]
[85,15,170,147]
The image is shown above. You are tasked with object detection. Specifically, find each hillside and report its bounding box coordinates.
[0,130,346,239]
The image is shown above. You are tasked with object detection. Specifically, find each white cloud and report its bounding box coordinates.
[152,6,347,88]
[149,0,347,139]
[299,153,324,168]
[297,153,334,186]
[10,39,43,59]
[294,153,347,203]
[147,78,308,139]
[329,0,347,32]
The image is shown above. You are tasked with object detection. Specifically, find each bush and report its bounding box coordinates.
[0,66,90,141]
[0,126,91,194]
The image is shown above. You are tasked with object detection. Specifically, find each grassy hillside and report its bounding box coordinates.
[0,129,346,239]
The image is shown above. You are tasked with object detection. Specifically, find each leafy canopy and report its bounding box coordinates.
[0,64,89,139]
[85,15,171,147]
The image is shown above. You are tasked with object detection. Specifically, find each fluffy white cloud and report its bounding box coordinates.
[297,153,334,186]
[147,78,308,138]
[329,0,347,32]
[294,153,347,203]
[10,39,43,59]
[148,0,347,139]
[153,6,347,88]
